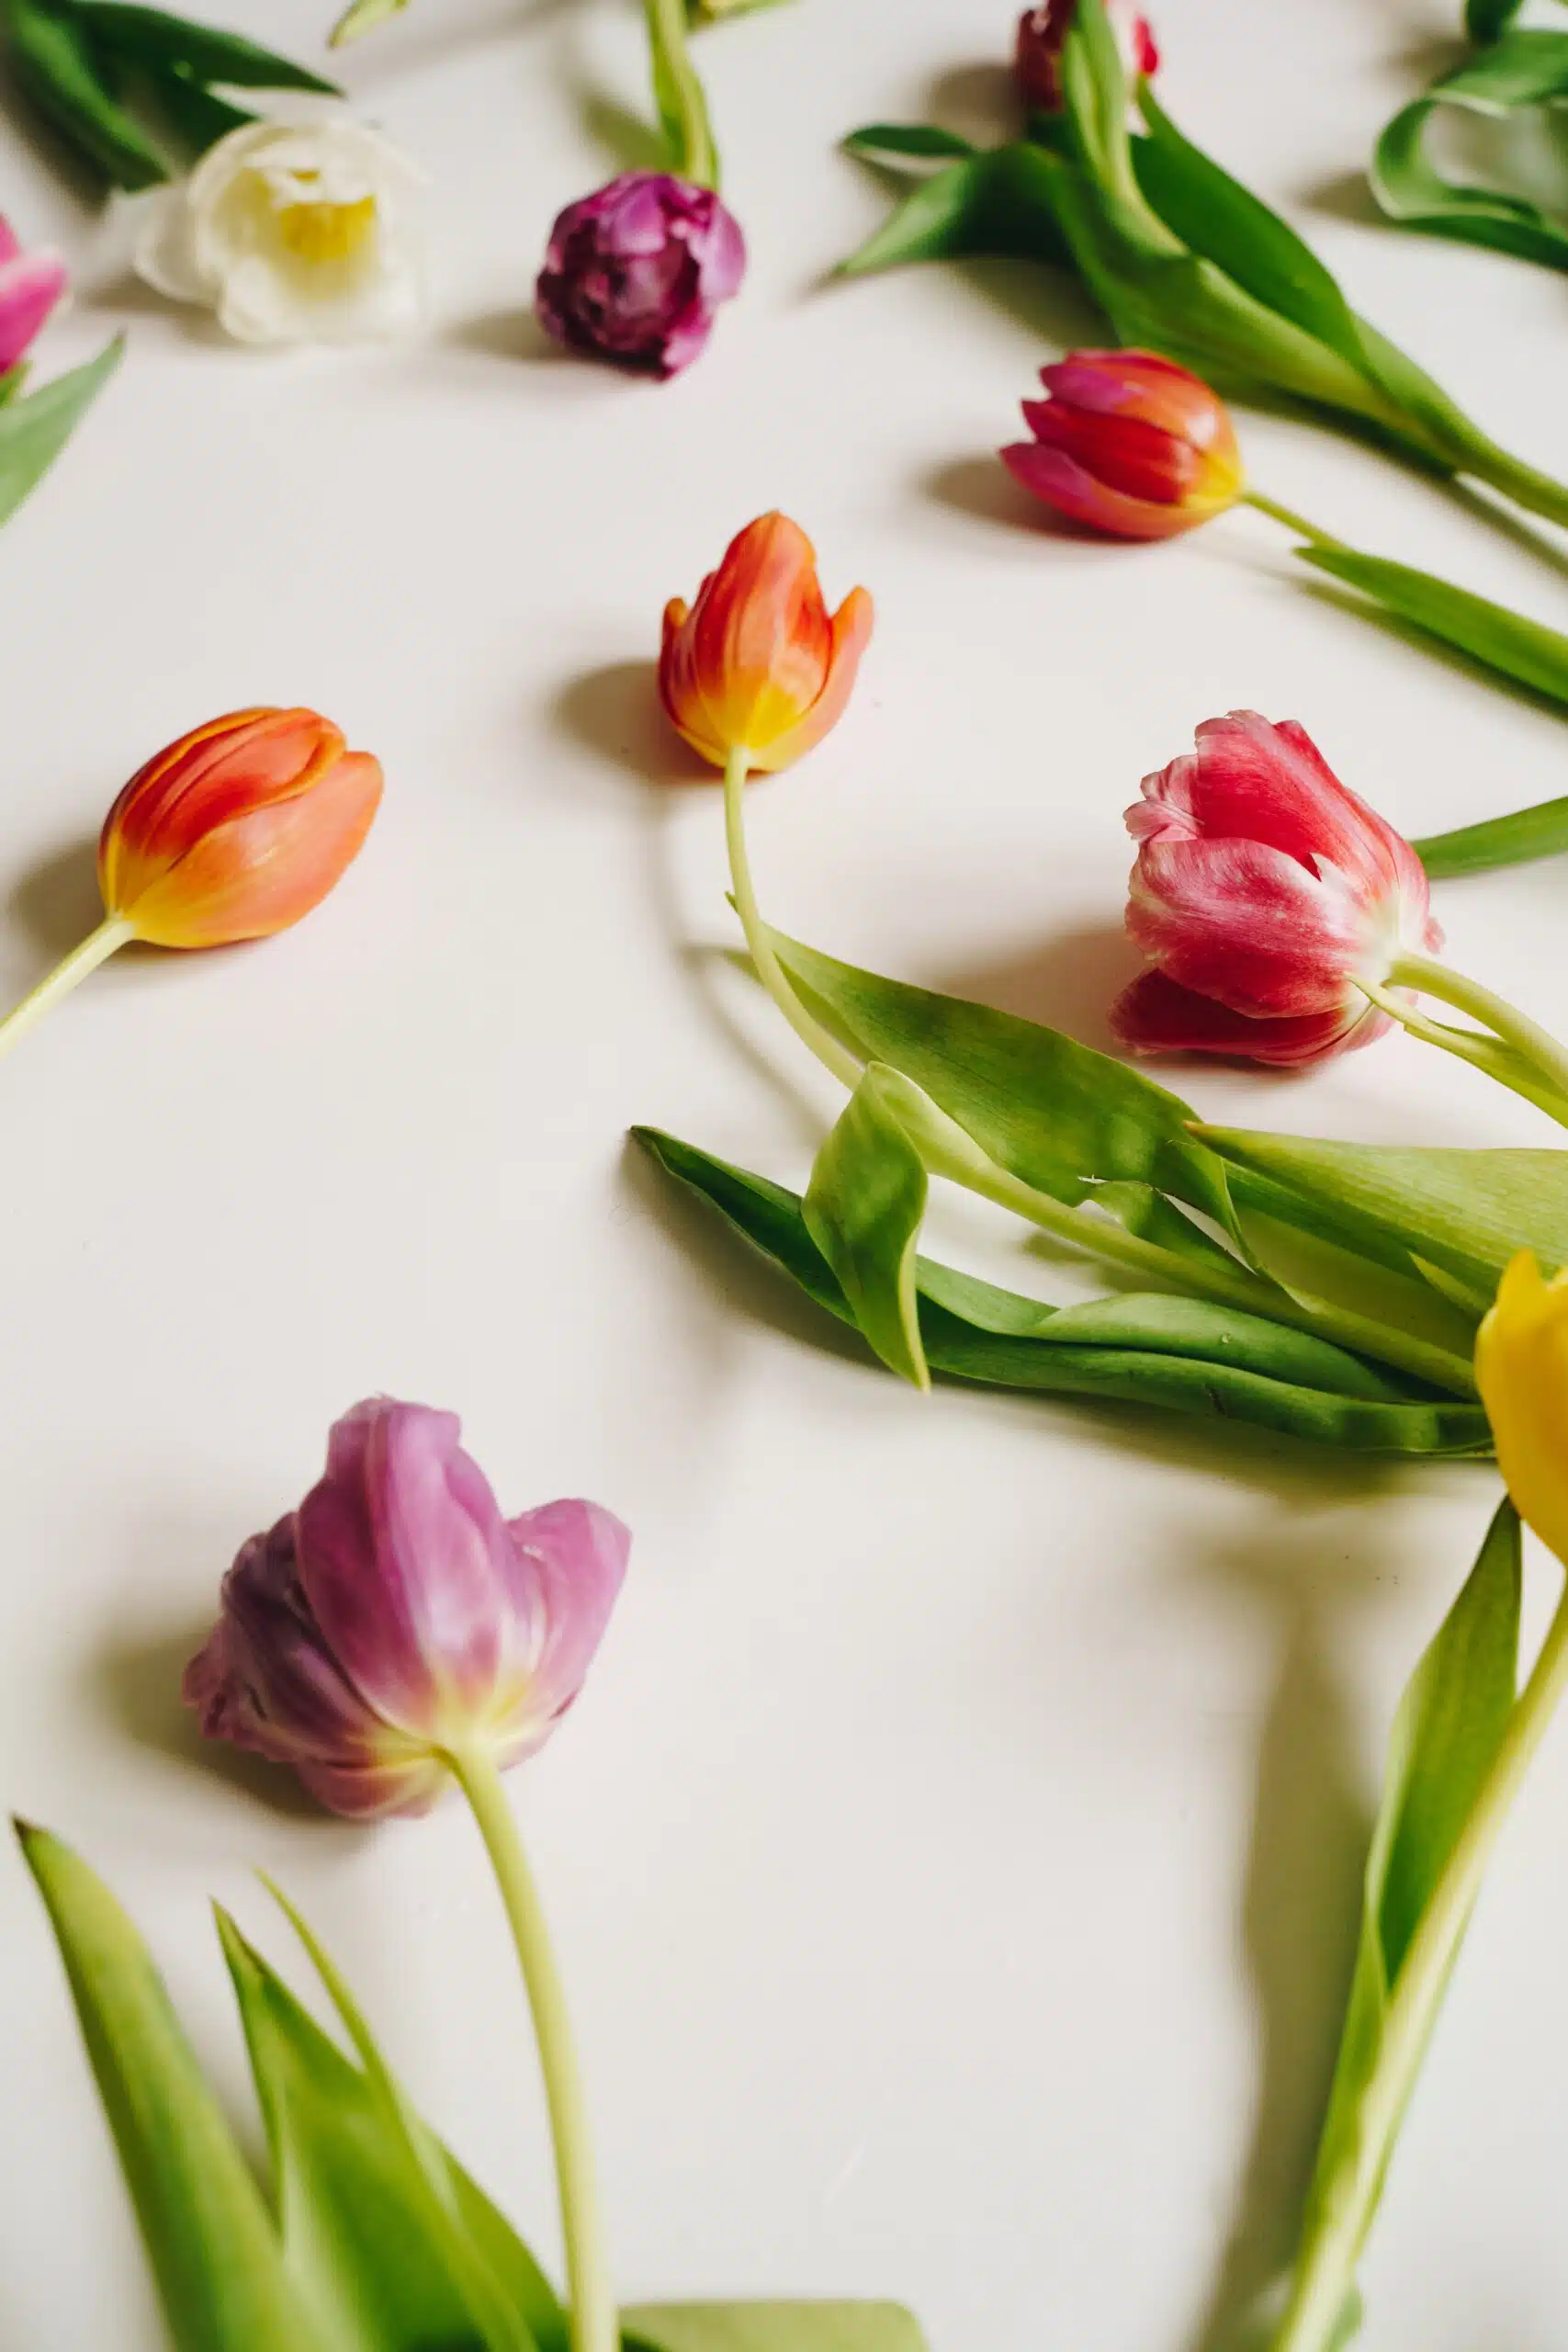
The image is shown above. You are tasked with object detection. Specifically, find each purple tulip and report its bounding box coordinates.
[184,1398,630,1820]
[0,215,67,377]
[535,170,745,379]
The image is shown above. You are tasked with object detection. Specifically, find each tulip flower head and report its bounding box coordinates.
[1476,1254,1568,1569]
[536,172,745,379]
[1002,351,1244,541]
[100,707,382,950]
[1016,0,1158,113]
[0,214,67,378]
[1111,709,1442,1068]
[659,512,874,774]
[184,1397,631,1820]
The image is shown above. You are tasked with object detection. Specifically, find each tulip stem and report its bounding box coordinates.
[722,747,865,1093]
[0,915,133,1061]
[645,0,718,187]
[1270,1553,1568,2352]
[1382,952,1568,1131]
[447,1749,617,2352]
[1243,490,1349,554]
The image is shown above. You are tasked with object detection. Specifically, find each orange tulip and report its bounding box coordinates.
[101,706,382,948]
[0,707,382,1062]
[659,512,874,774]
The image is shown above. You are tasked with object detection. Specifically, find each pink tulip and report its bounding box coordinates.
[184,1397,630,1819]
[0,217,67,377]
[1015,0,1159,115]
[1001,350,1244,542]
[1111,709,1442,1068]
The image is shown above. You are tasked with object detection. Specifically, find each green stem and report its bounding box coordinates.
[446,1750,616,2352]
[1388,951,1568,1123]
[645,0,718,187]
[1271,1567,1568,2352]
[1358,974,1568,1132]
[1243,490,1349,554]
[0,915,133,1059]
[723,747,864,1091]
[1459,435,1568,536]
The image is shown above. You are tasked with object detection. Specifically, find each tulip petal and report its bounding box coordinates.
[100,708,344,910]
[1476,1254,1568,1569]
[502,1498,631,1737]
[749,584,875,773]
[1041,350,1236,456]
[1127,833,1370,1015]
[0,250,67,374]
[1111,968,1390,1066]
[1001,439,1204,540]
[688,512,835,756]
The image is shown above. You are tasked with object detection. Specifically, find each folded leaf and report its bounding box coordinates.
[843,122,976,164]
[840,141,1066,273]
[0,338,121,531]
[635,1129,1493,1453]
[1197,1129,1567,1289]
[1371,35,1568,274]
[626,2308,930,2352]
[1296,545,1568,708]
[804,1064,931,1389]
[17,1826,330,2352]
[6,0,171,187]
[1416,794,1568,878]
[219,1911,562,2352]
[74,3,340,92]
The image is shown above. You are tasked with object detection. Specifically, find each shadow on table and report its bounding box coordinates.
[88,1622,324,1822]
[8,835,101,962]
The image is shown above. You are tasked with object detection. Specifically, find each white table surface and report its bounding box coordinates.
[2,0,1567,2343]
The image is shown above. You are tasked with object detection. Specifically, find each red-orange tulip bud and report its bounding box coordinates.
[659,512,874,773]
[99,706,383,949]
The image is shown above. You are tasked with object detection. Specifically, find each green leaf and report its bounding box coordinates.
[5,0,171,187]
[74,3,340,91]
[840,141,1066,273]
[1468,0,1525,36]
[1371,40,1568,275]
[842,122,977,164]
[151,61,254,152]
[218,1911,562,2352]
[765,925,1243,1238]
[265,1881,540,2352]
[1293,1504,1521,2293]
[1416,794,1568,877]
[1197,1129,1568,1291]
[625,2308,930,2352]
[803,1064,931,1390]
[17,1825,331,2352]
[0,338,121,531]
[633,1129,1493,1454]
[1295,545,1568,707]
[1133,85,1365,365]
[329,0,410,40]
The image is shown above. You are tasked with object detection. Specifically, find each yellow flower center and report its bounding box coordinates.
[276,190,378,265]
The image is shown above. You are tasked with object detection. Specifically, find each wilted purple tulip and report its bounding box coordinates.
[184,1397,630,1820]
[535,169,745,379]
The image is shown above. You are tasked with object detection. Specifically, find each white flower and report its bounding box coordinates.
[135,102,426,346]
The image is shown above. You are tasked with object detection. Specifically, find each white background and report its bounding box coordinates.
[1,0,1567,2344]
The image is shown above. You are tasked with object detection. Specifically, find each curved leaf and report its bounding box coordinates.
[0,338,121,530]
[840,142,1066,273]
[1295,544,1568,707]
[842,122,976,164]
[74,4,340,92]
[1416,795,1568,877]
[804,1064,931,1390]
[6,0,170,187]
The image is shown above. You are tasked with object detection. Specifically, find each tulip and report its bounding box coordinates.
[0,707,381,1064]
[535,171,745,379]
[0,215,67,379]
[1015,0,1158,115]
[1001,350,1245,541]
[1476,1254,1568,1570]
[186,1396,629,2352]
[659,514,874,1090]
[1111,709,1441,1068]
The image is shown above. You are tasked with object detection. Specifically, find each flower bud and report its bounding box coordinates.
[1476,1255,1568,1569]
[99,707,382,949]
[659,512,874,771]
[0,215,66,377]
[1015,0,1158,114]
[183,1397,631,1819]
[1111,709,1442,1067]
[535,171,745,379]
[1001,350,1243,540]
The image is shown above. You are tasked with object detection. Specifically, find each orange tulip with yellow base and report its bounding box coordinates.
[0,707,382,1062]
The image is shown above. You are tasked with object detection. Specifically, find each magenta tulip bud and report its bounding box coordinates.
[535,169,746,379]
[183,1398,630,1820]
[1015,0,1159,114]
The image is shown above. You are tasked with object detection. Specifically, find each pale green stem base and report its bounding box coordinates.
[1271,1570,1568,2352]
[722,747,863,1091]
[0,915,133,1060]
[1361,953,1568,1135]
[446,1750,617,2352]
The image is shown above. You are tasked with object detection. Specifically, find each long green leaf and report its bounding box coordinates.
[1198,1130,1568,1288]
[1291,1505,1522,2305]
[840,141,1066,273]
[634,1129,1493,1454]
[843,122,977,164]
[804,1064,931,1390]
[1416,794,1568,878]
[1371,37,1568,273]
[17,1825,331,2352]
[74,3,340,91]
[625,2308,930,2352]
[0,338,122,530]
[6,0,171,187]
[1296,545,1568,707]
[219,1912,562,2352]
